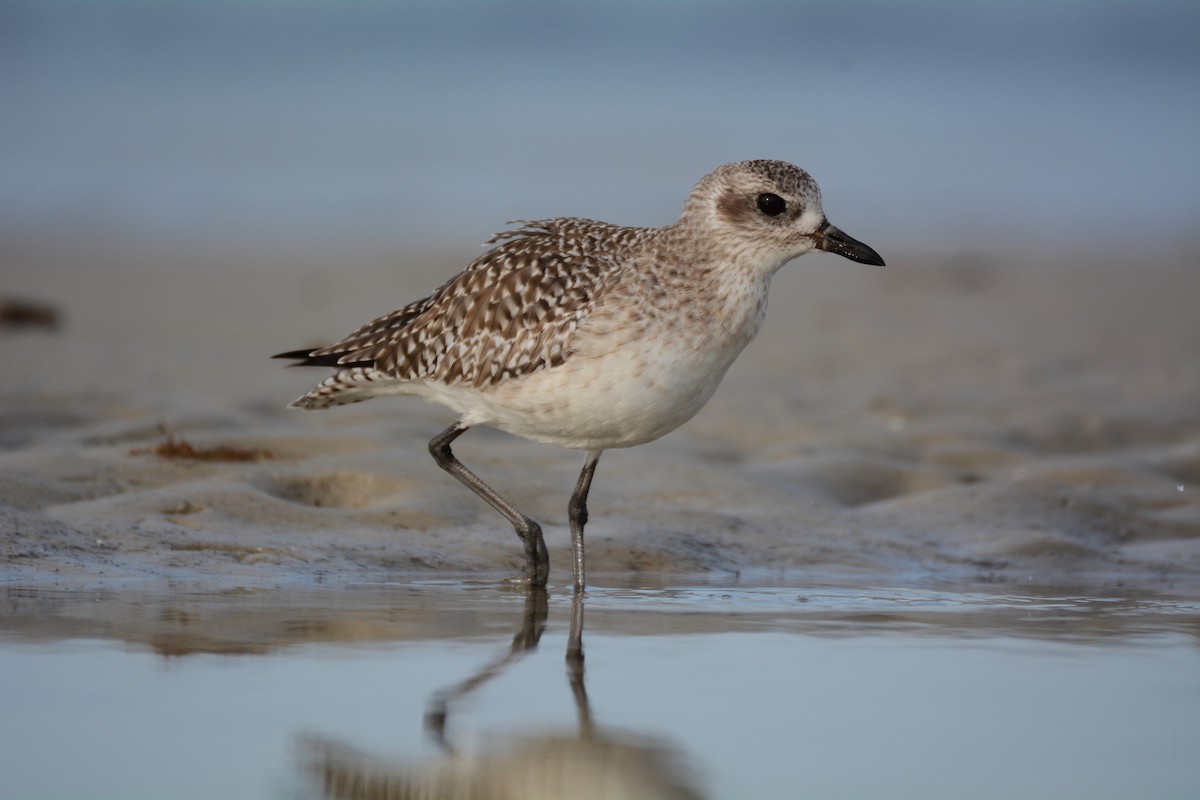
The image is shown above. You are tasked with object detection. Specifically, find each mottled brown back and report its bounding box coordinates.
[282,219,647,407]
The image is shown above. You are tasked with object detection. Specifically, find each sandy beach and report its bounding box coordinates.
[3,233,1198,595]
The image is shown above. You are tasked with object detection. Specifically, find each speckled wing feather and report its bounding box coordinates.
[276,219,639,409]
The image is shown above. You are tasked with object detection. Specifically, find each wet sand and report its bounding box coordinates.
[2,234,1199,593]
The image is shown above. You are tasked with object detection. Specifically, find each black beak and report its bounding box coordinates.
[813,220,885,266]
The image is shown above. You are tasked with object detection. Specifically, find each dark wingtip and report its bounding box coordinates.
[273,348,376,370]
[272,348,348,368]
[272,348,316,361]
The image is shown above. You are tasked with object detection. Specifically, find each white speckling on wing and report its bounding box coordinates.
[292,219,639,409]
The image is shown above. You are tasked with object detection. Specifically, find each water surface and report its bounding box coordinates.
[3,581,1197,799]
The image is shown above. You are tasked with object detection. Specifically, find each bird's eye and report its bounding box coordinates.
[756,193,787,217]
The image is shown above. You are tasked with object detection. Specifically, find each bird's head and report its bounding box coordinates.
[681,160,885,272]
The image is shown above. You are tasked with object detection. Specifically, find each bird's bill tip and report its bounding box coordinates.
[814,224,885,267]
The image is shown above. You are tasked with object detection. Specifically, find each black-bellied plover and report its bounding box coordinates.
[275,160,883,588]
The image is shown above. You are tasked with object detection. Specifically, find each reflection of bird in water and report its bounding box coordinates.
[303,732,705,800]
[300,589,708,799]
[276,160,883,589]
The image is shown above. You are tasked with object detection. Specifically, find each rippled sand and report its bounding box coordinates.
[2,235,1199,592]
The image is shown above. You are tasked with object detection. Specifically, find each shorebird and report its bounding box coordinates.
[274,160,883,588]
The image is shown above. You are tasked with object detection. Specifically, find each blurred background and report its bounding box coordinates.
[3,0,1198,255]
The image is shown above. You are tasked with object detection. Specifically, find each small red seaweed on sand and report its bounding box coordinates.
[0,297,61,330]
[130,434,277,462]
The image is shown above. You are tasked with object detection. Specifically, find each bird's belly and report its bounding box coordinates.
[429,328,756,450]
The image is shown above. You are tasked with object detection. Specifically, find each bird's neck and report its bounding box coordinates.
[640,226,775,346]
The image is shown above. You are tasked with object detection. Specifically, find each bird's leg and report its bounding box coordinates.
[428,423,549,585]
[567,450,602,591]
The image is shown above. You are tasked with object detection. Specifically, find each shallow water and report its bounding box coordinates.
[2,581,1197,800]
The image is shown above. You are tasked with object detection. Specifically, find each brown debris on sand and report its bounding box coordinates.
[130,433,278,463]
[0,297,61,330]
